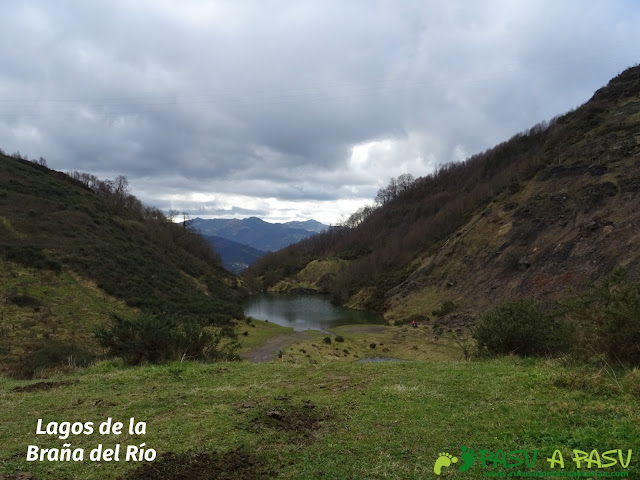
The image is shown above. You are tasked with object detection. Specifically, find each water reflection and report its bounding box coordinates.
[243,293,384,332]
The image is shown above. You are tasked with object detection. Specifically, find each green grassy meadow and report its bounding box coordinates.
[1,331,638,479]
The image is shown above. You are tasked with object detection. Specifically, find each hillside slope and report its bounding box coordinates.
[202,234,267,273]
[246,65,640,323]
[0,157,246,375]
[385,66,640,324]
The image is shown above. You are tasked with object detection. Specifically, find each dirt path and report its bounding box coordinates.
[241,331,317,363]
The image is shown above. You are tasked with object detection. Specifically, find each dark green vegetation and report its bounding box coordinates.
[1,358,638,479]
[561,267,640,365]
[245,65,640,331]
[0,157,243,316]
[0,156,245,376]
[95,312,241,365]
[472,298,571,357]
[473,267,640,365]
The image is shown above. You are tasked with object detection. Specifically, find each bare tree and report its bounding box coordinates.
[167,209,180,223]
[113,175,130,212]
[396,173,415,192]
[375,174,415,205]
[344,204,377,228]
[182,212,191,230]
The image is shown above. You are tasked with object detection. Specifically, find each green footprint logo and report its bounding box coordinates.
[433,452,458,475]
[458,445,476,472]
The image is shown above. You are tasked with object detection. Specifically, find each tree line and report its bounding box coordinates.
[64,170,222,269]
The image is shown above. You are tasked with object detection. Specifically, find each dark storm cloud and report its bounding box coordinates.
[1,0,639,223]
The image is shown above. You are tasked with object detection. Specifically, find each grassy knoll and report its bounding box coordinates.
[1,355,638,479]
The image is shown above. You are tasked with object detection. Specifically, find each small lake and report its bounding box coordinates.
[243,293,384,332]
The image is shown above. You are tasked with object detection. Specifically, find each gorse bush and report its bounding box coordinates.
[2,245,62,273]
[432,301,456,318]
[562,267,640,366]
[471,268,640,366]
[9,340,94,379]
[472,298,570,357]
[95,313,240,365]
[6,292,42,309]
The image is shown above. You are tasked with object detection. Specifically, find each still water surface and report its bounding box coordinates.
[243,293,384,331]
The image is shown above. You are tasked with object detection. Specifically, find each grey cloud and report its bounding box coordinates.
[1,0,640,222]
[185,205,266,219]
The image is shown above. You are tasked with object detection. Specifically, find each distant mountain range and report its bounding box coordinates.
[190,217,328,272]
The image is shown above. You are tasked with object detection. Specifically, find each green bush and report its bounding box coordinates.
[95,313,240,365]
[6,293,42,309]
[621,369,640,398]
[2,245,62,273]
[561,267,640,366]
[472,298,570,357]
[9,341,94,379]
[432,301,456,317]
[323,336,332,344]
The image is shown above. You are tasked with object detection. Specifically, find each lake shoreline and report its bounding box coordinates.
[243,293,384,331]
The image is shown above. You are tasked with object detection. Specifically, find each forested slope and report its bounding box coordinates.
[0,156,245,375]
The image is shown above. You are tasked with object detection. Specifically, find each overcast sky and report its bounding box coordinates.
[1,1,639,224]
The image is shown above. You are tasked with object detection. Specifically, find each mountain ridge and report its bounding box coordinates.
[191,216,328,252]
